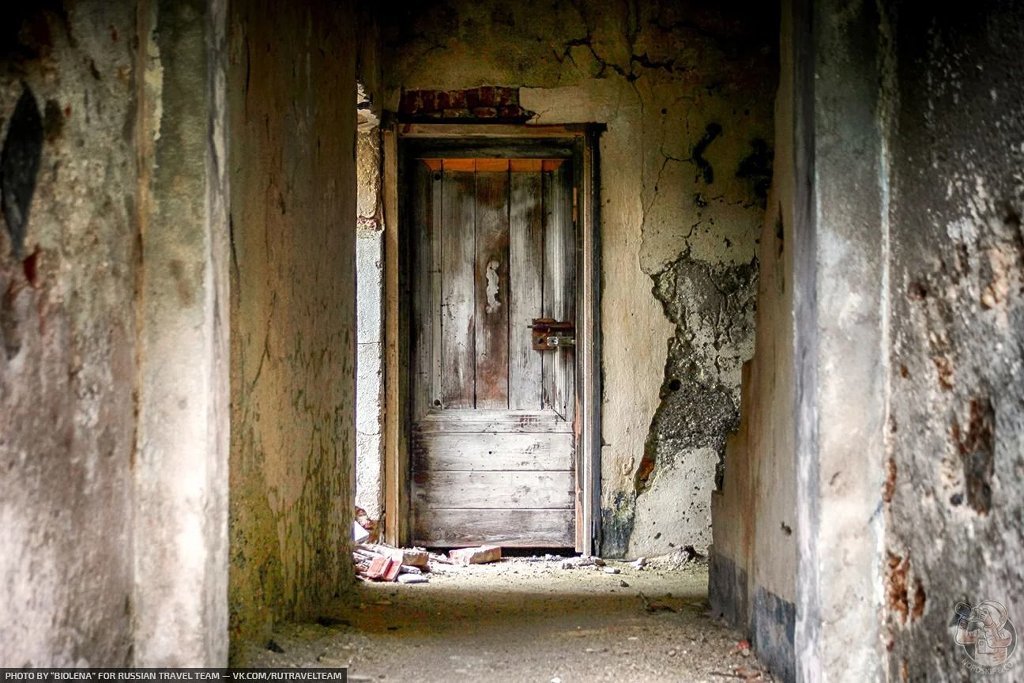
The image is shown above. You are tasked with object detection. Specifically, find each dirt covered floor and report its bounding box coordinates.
[238,555,773,682]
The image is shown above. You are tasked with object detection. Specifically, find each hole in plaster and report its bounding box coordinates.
[22,247,39,285]
[951,395,995,515]
[912,580,927,621]
[668,378,682,391]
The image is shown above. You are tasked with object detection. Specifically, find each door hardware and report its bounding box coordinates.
[529,318,576,351]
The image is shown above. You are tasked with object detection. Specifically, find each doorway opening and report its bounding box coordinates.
[382,125,602,555]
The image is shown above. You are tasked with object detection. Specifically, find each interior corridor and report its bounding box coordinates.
[239,557,770,682]
[2,1,1022,681]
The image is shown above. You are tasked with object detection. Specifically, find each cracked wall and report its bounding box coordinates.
[381,0,777,557]
[708,4,798,678]
[227,0,358,655]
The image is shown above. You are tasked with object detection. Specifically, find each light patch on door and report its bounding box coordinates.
[485,259,501,313]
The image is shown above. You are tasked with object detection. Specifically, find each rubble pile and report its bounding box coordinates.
[351,508,502,583]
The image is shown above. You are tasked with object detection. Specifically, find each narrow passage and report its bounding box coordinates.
[239,557,774,682]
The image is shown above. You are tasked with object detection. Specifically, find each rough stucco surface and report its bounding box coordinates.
[0,2,138,666]
[794,2,890,679]
[228,0,357,655]
[356,232,384,519]
[710,3,797,676]
[884,4,1024,678]
[381,0,776,557]
[356,131,385,520]
[133,0,231,665]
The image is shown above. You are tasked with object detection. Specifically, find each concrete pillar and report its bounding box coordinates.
[792,0,888,679]
[133,0,230,665]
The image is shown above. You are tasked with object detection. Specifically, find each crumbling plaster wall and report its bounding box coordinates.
[355,4,386,522]
[1,0,231,666]
[0,2,139,665]
[356,129,385,520]
[227,0,358,654]
[709,2,798,679]
[380,0,777,557]
[883,2,1024,678]
[133,0,231,666]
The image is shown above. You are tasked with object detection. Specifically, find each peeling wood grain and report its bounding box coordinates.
[415,409,572,433]
[411,161,435,420]
[413,470,575,509]
[474,169,510,409]
[412,432,573,471]
[542,162,576,422]
[439,169,476,408]
[413,508,576,548]
[410,154,578,547]
[509,169,544,409]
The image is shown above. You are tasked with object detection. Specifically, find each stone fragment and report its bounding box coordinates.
[560,556,606,569]
[449,545,501,565]
[397,574,429,584]
[603,567,621,575]
[361,543,430,569]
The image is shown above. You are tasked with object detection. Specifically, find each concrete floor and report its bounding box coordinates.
[239,556,773,682]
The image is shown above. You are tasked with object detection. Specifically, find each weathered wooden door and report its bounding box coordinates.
[410,156,577,548]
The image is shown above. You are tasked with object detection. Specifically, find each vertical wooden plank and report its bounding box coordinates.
[382,128,402,546]
[440,167,476,408]
[509,170,544,410]
[429,170,443,412]
[411,161,434,420]
[542,162,576,422]
[474,169,511,409]
[579,134,599,555]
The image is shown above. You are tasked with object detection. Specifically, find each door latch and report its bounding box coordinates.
[529,318,576,351]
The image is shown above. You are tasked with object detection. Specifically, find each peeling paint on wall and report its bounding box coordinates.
[228,0,358,657]
[631,254,757,555]
[381,0,777,557]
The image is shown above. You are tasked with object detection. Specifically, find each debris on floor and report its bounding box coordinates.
[643,545,704,570]
[638,591,677,613]
[560,555,605,569]
[449,545,501,565]
[241,558,771,681]
[397,573,429,584]
[353,542,431,583]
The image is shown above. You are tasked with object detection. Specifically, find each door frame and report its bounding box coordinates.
[381,123,604,555]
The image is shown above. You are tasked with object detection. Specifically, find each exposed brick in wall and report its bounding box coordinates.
[398,87,535,122]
